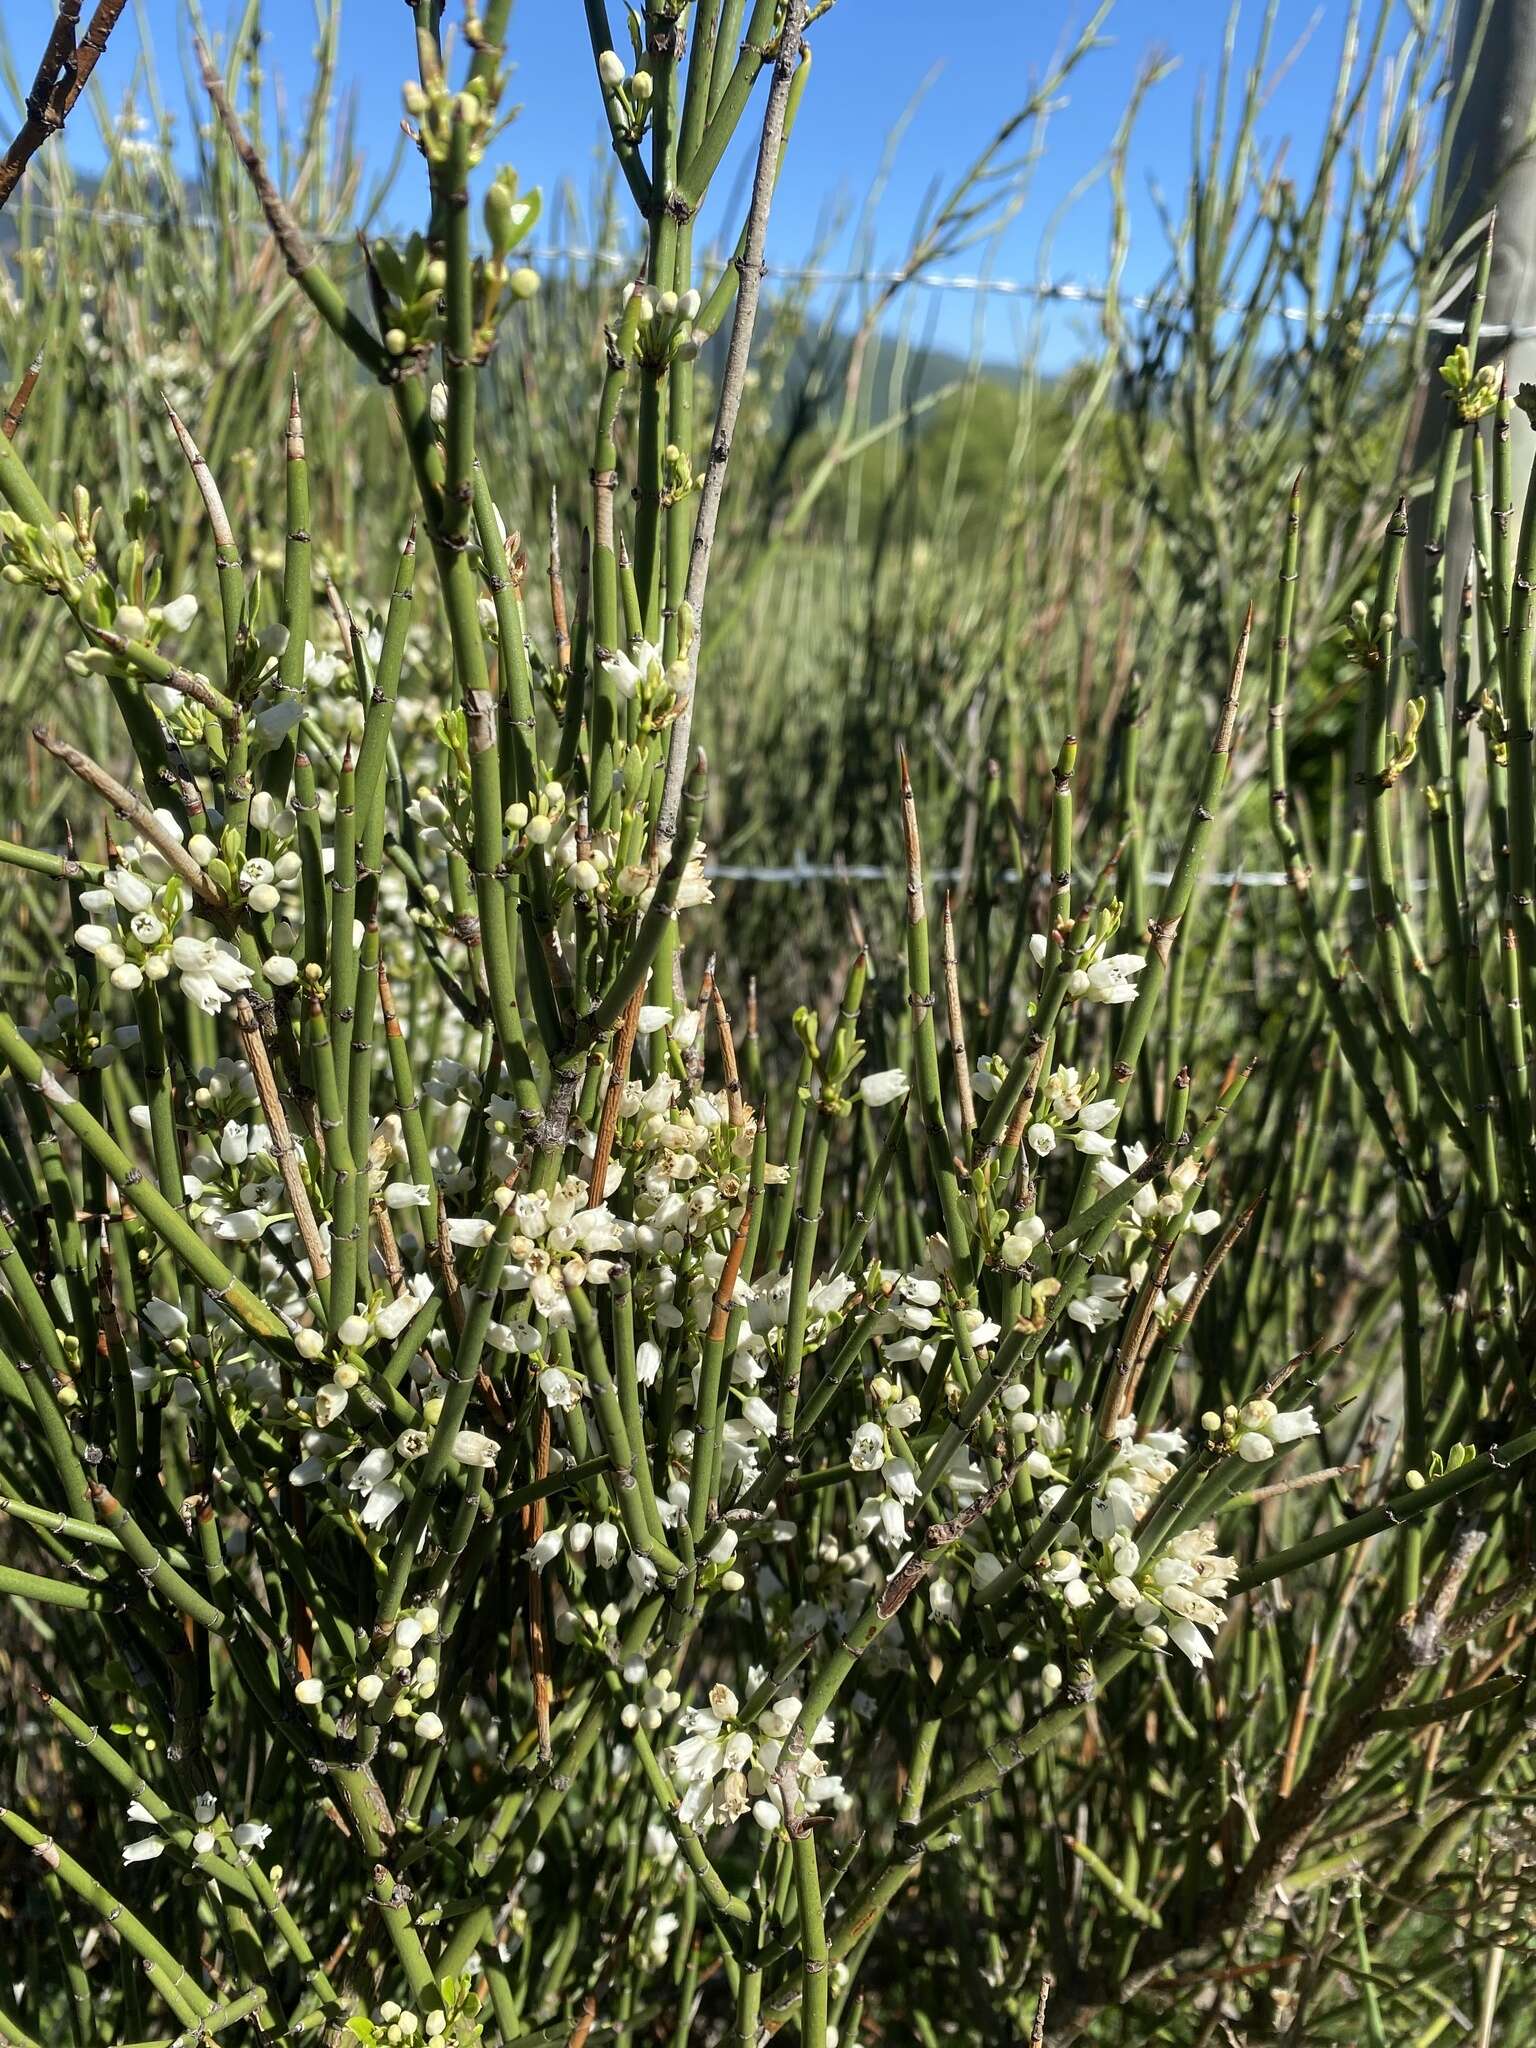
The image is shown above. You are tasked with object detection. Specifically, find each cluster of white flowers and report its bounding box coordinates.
[287,1314,498,1529]
[964,1395,1315,1664]
[1103,1524,1240,1666]
[70,801,310,1005]
[121,1790,271,1867]
[72,852,232,1007]
[1206,1396,1321,1463]
[1096,1140,1222,1241]
[529,1514,624,1573]
[602,635,670,705]
[1024,1064,1122,1159]
[293,1602,446,1746]
[351,1996,461,2044]
[616,1655,683,1734]
[848,1411,921,1552]
[617,843,714,915]
[51,722,1326,1832]
[1029,929,1147,1004]
[665,1678,846,1833]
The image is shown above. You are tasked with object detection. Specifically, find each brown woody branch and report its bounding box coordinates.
[0,2,128,213]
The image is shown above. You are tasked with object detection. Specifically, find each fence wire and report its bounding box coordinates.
[16,198,1536,340]
[3,194,1467,891]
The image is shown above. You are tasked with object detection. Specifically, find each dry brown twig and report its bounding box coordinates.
[0,2,127,213]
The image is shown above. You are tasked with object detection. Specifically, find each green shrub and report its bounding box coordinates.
[0,5,1533,2045]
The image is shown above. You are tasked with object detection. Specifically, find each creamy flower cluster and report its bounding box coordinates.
[665,1678,846,1833]
[71,803,307,1005]
[293,1601,448,1748]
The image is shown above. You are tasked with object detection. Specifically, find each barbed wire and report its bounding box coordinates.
[16,197,1536,340]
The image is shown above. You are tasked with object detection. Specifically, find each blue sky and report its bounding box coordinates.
[13,2,1431,364]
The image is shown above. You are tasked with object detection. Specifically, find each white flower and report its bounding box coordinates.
[809,1274,857,1316]
[452,1430,500,1468]
[1072,1128,1116,1156]
[444,1216,495,1248]
[1167,1618,1212,1666]
[859,1069,909,1108]
[103,869,154,914]
[219,1120,251,1166]
[171,935,253,1015]
[1269,1405,1320,1444]
[971,1056,1005,1099]
[376,1282,431,1341]
[215,1209,266,1244]
[602,639,662,698]
[254,699,303,743]
[122,1836,165,1863]
[349,1447,404,1526]
[359,1482,405,1528]
[1073,952,1146,1004]
[849,1421,885,1471]
[141,1299,189,1341]
[883,1457,917,1502]
[314,1382,350,1428]
[1076,1099,1120,1131]
[538,1366,583,1411]
[1067,1292,1114,1332]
